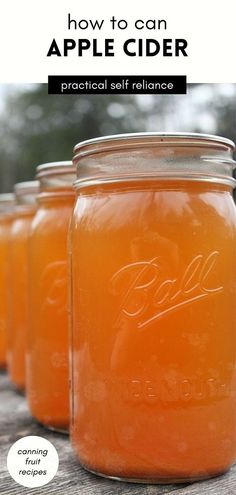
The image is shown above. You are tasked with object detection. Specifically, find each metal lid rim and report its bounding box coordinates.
[73,132,235,154]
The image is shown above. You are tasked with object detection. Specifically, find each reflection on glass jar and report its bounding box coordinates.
[26,162,76,432]
[70,133,236,483]
[0,194,15,369]
[8,182,39,391]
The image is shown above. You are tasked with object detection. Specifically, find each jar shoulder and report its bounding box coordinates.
[72,188,236,232]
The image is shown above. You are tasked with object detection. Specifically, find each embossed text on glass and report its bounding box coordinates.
[110,251,223,329]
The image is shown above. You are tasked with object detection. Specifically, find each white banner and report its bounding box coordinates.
[0,0,235,83]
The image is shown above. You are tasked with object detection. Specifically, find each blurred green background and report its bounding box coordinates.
[0,83,235,192]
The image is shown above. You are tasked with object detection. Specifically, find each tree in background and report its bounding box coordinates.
[0,86,144,190]
[0,84,235,191]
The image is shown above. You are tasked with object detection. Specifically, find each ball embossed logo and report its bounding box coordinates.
[110,251,223,329]
[40,261,67,314]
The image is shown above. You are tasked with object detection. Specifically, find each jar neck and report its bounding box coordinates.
[0,205,15,214]
[38,172,76,191]
[14,204,37,217]
[74,140,236,190]
[37,190,75,204]
[16,193,38,206]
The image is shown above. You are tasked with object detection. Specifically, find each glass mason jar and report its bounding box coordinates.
[8,182,39,391]
[70,133,236,483]
[0,194,15,369]
[27,162,76,432]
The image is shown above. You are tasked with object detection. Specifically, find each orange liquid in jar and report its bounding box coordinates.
[27,192,75,431]
[8,207,36,390]
[0,214,14,368]
[71,180,236,482]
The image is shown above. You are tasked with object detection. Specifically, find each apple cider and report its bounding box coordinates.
[0,194,15,368]
[26,162,76,432]
[8,182,39,390]
[70,133,236,482]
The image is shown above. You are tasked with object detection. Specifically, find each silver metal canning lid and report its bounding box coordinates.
[36,161,76,178]
[73,132,235,159]
[0,193,15,204]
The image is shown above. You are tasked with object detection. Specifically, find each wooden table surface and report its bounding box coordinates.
[1,371,236,495]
